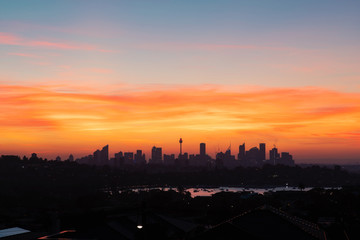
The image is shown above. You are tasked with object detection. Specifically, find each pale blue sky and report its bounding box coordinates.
[0,0,359,90]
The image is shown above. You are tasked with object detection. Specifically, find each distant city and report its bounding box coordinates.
[49,138,295,169]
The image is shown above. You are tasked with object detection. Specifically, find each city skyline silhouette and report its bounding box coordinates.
[53,140,295,168]
[1,1,360,164]
[1,1,360,239]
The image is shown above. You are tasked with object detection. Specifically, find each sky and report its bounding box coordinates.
[0,0,360,163]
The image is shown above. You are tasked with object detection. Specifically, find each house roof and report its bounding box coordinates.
[0,227,29,239]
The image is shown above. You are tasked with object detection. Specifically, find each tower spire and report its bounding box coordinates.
[179,138,183,156]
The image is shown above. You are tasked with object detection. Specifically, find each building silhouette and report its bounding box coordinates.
[115,151,123,160]
[259,143,266,161]
[279,152,294,166]
[113,151,124,167]
[191,142,211,167]
[134,150,146,165]
[164,154,175,165]
[270,147,280,165]
[30,153,38,162]
[238,143,245,161]
[76,154,93,165]
[200,143,206,156]
[177,152,189,166]
[246,147,260,165]
[268,147,294,166]
[216,146,238,169]
[124,152,134,165]
[68,154,74,162]
[93,145,109,166]
[74,141,294,169]
[150,146,162,164]
[179,138,183,156]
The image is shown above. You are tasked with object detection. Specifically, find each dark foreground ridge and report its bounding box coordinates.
[1,155,360,239]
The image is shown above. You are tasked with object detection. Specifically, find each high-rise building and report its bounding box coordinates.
[246,147,259,162]
[75,154,93,165]
[93,145,109,165]
[200,143,206,156]
[115,151,123,160]
[269,147,280,165]
[238,143,245,161]
[102,145,109,161]
[279,152,294,166]
[216,148,237,168]
[102,145,109,165]
[135,150,146,165]
[150,146,162,164]
[114,151,124,167]
[93,149,101,165]
[135,150,142,163]
[281,152,291,160]
[259,143,266,161]
[124,152,134,165]
[164,154,175,165]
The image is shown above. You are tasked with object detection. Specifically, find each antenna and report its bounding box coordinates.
[179,138,183,156]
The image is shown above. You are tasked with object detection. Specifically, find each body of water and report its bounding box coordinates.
[117,186,332,197]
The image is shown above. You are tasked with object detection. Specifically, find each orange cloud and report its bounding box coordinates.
[0,32,111,52]
[86,68,114,74]
[0,84,359,162]
[29,40,95,50]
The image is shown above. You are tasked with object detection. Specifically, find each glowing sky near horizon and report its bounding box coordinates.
[0,1,360,163]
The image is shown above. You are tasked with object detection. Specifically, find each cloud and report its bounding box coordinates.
[86,68,113,74]
[0,21,123,39]
[8,52,41,58]
[137,42,314,53]
[0,32,21,44]
[0,32,112,52]
[0,84,359,160]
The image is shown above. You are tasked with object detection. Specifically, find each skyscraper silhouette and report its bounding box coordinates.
[135,150,146,165]
[270,147,280,165]
[93,145,109,165]
[102,145,109,164]
[200,143,206,156]
[151,146,162,164]
[238,143,245,161]
[259,143,266,161]
[124,152,134,165]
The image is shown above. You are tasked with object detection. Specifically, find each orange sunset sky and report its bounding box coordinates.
[1,1,360,163]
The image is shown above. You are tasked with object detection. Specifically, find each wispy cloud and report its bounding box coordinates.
[8,52,41,58]
[0,21,123,39]
[0,32,21,45]
[0,84,359,159]
[86,68,113,74]
[0,32,112,52]
[137,42,315,53]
